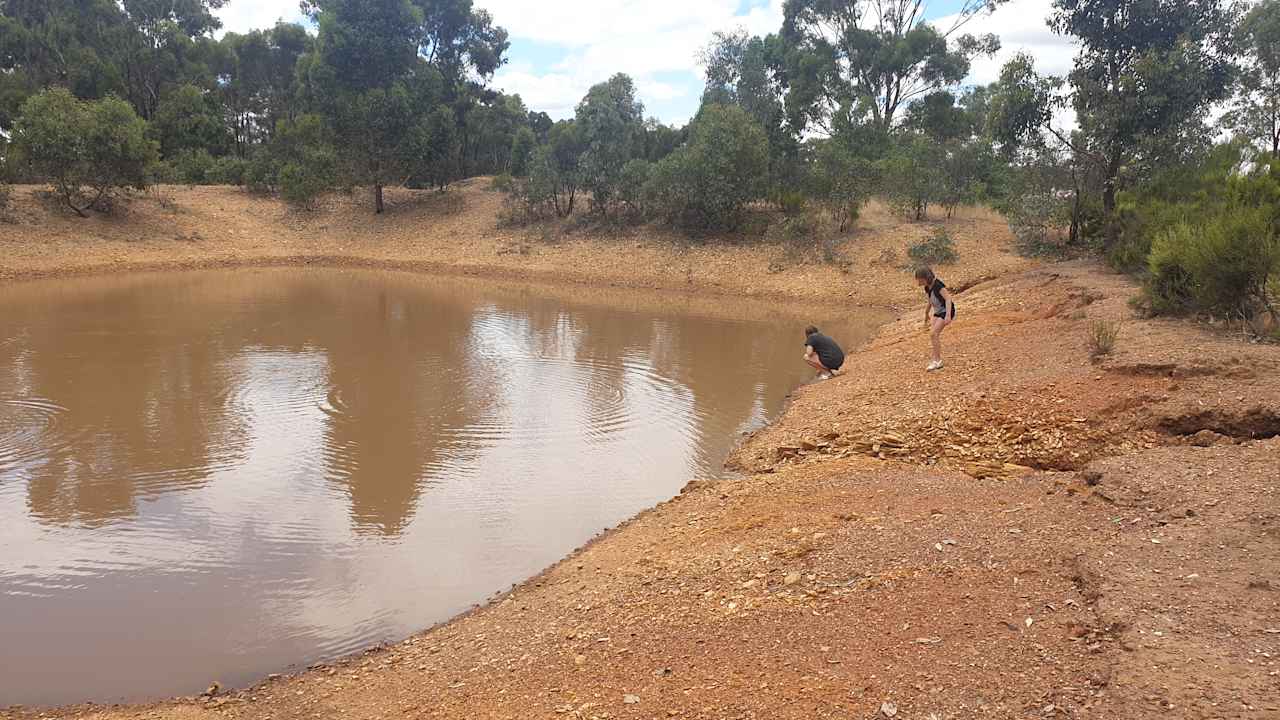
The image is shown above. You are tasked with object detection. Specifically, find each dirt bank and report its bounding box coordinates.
[2,191,1277,719]
[0,181,1034,309]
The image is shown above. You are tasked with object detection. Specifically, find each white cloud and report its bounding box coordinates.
[479,0,786,121]
[490,0,1076,123]
[936,0,1078,86]
[212,0,1079,126]
[215,0,305,36]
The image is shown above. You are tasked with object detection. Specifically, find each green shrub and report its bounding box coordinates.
[777,190,806,215]
[510,127,536,177]
[881,134,945,221]
[241,115,336,203]
[244,152,278,194]
[618,158,653,219]
[147,160,179,186]
[209,156,248,186]
[279,161,332,209]
[907,227,959,266]
[490,173,514,192]
[11,88,159,217]
[1146,208,1279,316]
[170,148,216,185]
[520,123,583,219]
[646,104,769,234]
[804,139,873,231]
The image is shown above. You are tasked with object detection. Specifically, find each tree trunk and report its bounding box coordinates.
[1101,148,1123,247]
[1070,191,1082,245]
[65,195,89,218]
[375,184,385,214]
[1102,150,1122,216]
[1069,165,1083,245]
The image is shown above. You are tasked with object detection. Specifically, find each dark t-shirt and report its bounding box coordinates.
[805,333,845,371]
[926,279,956,318]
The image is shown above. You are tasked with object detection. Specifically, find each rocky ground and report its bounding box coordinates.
[2,189,1277,720]
[734,262,1280,478]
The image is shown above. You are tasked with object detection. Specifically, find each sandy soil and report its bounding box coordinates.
[2,186,1278,720]
[0,182,1034,309]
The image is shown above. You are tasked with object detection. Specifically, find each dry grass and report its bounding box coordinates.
[1088,319,1121,358]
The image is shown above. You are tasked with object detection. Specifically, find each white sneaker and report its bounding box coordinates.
[818,373,832,380]
[926,360,944,372]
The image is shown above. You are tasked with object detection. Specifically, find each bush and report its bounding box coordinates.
[777,190,806,215]
[209,156,248,186]
[510,127,536,177]
[0,183,15,223]
[11,88,159,217]
[576,74,645,216]
[646,104,769,234]
[1111,143,1272,273]
[490,173,515,192]
[1088,320,1121,358]
[497,185,542,227]
[1146,208,1279,316]
[244,152,278,194]
[519,122,584,219]
[279,161,332,209]
[804,139,873,231]
[241,115,337,205]
[150,84,231,159]
[882,134,945,221]
[618,158,653,219]
[768,211,850,268]
[1137,153,1280,317]
[908,227,959,266]
[170,148,216,185]
[1006,191,1079,258]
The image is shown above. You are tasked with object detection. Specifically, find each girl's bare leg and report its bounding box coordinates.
[930,317,946,364]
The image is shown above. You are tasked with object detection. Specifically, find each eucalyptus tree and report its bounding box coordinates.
[1050,0,1237,219]
[1225,0,1280,156]
[776,0,1004,135]
[575,73,646,214]
[298,0,508,212]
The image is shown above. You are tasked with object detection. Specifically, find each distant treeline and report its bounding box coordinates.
[0,0,598,211]
[0,0,1277,325]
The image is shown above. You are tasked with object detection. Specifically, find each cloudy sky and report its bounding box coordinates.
[215,0,1078,125]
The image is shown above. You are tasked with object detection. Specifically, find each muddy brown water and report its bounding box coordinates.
[0,268,886,707]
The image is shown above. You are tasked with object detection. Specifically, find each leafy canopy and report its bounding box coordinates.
[777,0,1004,133]
[12,87,159,216]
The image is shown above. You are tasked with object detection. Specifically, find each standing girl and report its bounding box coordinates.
[915,266,955,371]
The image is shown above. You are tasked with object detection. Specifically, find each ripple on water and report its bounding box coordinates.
[0,396,72,475]
[435,354,698,449]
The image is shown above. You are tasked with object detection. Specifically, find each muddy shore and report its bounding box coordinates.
[0,182,1034,309]
[1,186,1277,719]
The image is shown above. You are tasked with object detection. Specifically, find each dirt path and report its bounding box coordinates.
[2,192,1277,719]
